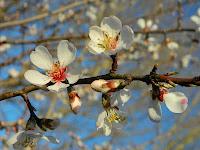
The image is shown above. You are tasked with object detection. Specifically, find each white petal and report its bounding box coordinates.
[41,135,60,144]
[24,70,51,86]
[101,16,122,37]
[89,26,104,43]
[57,40,76,67]
[88,41,105,54]
[147,19,153,28]
[7,131,24,145]
[164,92,188,113]
[148,100,162,122]
[119,88,131,106]
[118,25,134,49]
[191,15,200,25]
[91,79,109,93]
[30,45,53,70]
[151,24,158,30]
[47,82,69,92]
[167,42,179,50]
[96,111,107,129]
[67,64,81,84]
[103,122,112,136]
[137,18,145,29]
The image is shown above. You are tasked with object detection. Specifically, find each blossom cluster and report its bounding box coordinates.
[8,15,191,149]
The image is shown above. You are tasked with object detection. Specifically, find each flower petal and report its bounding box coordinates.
[91,79,109,93]
[164,92,188,113]
[96,111,107,129]
[137,18,145,29]
[67,64,81,84]
[41,135,60,144]
[57,40,76,67]
[89,26,104,43]
[88,41,105,54]
[147,19,153,28]
[24,70,51,86]
[101,16,122,37]
[148,100,162,122]
[119,88,131,106]
[118,25,134,49]
[191,15,200,25]
[7,131,24,145]
[47,82,69,92]
[103,122,112,136]
[30,45,53,70]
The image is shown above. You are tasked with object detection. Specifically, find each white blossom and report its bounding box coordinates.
[148,89,188,122]
[24,40,80,92]
[88,16,134,55]
[7,130,59,150]
[190,8,200,31]
[137,18,158,31]
[8,68,19,78]
[86,6,98,21]
[181,54,192,68]
[29,24,38,36]
[166,38,179,50]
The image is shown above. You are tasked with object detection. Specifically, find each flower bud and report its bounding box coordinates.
[68,91,82,114]
[91,79,121,93]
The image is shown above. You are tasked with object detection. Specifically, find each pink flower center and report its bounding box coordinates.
[48,63,68,82]
[158,88,168,102]
[180,98,188,105]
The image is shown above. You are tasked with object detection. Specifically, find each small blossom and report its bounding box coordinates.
[86,6,98,21]
[165,38,179,50]
[88,16,134,55]
[190,8,200,31]
[58,13,66,23]
[181,54,192,68]
[7,129,59,149]
[29,24,38,36]
[68,90,82,114]
[0,36,11,52]
[91,79,122,93]
[148,88,188,122]
[24,40,80,92]
[96,107,126,136]
[137,18,158,32]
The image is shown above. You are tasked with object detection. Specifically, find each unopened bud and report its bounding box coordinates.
[91,79,121,93]
[68,91,82,114]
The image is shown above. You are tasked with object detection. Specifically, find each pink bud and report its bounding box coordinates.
[68,91,82,114]
[91,79,121,93]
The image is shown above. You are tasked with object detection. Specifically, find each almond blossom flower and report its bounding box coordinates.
[88,16,134,55]
[137,18,158,32]
[96,107,126,136]
[7,129,59,150]
[165,38,179,50]
[191,8,200,31]
[0,36,11,52]
[68,90,82,114]
[24,40,80,92]
[148,88,188,122]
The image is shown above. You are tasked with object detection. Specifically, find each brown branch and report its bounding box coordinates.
[0,0,96,29]
[1,72,200,101]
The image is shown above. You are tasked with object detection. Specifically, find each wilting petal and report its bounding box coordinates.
[118,25,134,49]
[41,135,60,144]
[24,70,51,86]
[164,92,188,113]
[88,41,105,54]
[47,82,69,92]
[57,40,76,67]
[30,45,53,70]
[137,18,145,29]
[148,100,162,122]
[89,26,104,43]
[101,16,122,37]
[96,111,107,129]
